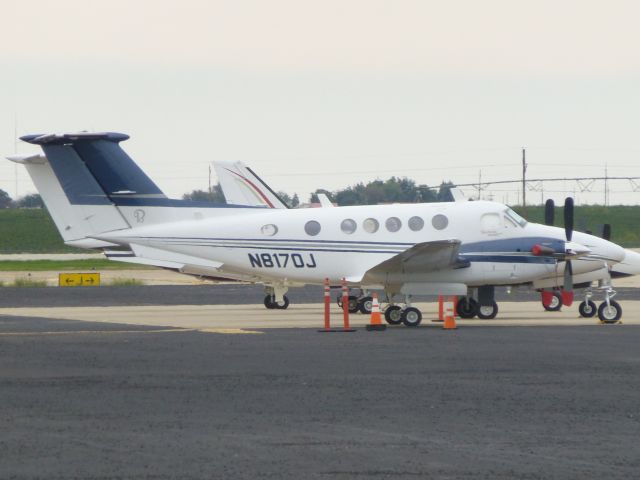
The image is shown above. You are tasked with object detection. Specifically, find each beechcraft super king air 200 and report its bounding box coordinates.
[6,131,632,325]
[214,160,640,322]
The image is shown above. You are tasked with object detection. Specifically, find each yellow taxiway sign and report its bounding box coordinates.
[58,273,101,287]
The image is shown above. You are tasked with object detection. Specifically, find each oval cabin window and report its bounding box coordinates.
[304,220,321,236]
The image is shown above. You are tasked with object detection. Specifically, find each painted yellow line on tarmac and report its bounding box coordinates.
[0,328,264,336]
[0,328,194,336]
[197,328,264,334]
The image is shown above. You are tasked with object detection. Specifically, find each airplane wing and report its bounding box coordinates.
[357,239,467,284]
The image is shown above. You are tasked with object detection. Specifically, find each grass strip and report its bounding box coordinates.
[0,259,153,272]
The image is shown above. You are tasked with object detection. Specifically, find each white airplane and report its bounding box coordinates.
[213,160,640,321]
[7,132,629,325]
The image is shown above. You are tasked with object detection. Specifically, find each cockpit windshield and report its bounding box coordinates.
[504,208,527,227]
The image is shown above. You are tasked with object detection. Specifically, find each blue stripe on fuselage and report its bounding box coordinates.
[460,237,565,255]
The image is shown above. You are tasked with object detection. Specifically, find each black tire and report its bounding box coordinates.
[578,300,597,318]
[543,292,562,312]
[264,295,276,309]
[476,301,499,319]
[274,295,290,310]
[358,296,373,315]
[347,295,360,314]
[401,307,422,327]
[598,300,622,323]
[384,305,403,325]
[456,297,478,318]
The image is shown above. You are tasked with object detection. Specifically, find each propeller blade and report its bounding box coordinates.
[602,223,611,241]
[564,197,574,242]
[562,260,574,306]
[544,199,555,226]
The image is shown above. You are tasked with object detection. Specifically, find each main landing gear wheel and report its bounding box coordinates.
[598,300,622,323]
[401,307,422,327]
[476,301,499,320]
[456,297,478,319]
[264,294,290,310]
[543,292,563,312]
[578,300,597,318]
[384,305,403,325]
[337,295,360,313]
[358,296,373,315]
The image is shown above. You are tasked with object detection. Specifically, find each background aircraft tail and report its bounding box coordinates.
[213,161,289,209]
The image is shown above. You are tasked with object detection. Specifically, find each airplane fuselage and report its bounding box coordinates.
[101,200,625,289]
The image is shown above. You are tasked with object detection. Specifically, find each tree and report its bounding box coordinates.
[436,181,456,202]
[182,184,226,203]
[277,191,300,208]
[16,193,44,208]
[0,189,13,208]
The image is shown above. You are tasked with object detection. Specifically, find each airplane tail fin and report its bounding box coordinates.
[213,161,289,209]
[7,132,167,249]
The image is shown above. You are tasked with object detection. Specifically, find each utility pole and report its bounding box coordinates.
[14,113,18,200]
[604,164,609,206]
[208,165,212,195]
[521,147,527,212]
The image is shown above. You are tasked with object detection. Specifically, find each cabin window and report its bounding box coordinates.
[304,220,321,236]
[505,208,527,227]
[503,215,518,228]
[408,216,424,231]
[385,217,402,232]
[363,218,379,233]
[261,224,278,236]
[431,214,448,230]
[341,219,357,234]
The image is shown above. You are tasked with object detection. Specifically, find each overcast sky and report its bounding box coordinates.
[2,0,639,205]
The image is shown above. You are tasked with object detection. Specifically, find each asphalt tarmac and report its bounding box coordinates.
[2,283,640,307]
[1,308,639,479]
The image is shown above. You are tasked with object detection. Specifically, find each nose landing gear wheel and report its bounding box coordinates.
[384,305,403,325]
[543,292,562,312]
[456,297,479,318]
[598,300,622,323]
[476,301,499,319]
[578,300,597,318]
[401,307,422,327]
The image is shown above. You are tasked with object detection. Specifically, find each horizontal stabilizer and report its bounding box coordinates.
[105,244,224,270]
[6,153,47,165]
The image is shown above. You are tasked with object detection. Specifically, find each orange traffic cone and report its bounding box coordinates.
[366,293,387,331]
[443,315,457,330]
[443,298,457,330]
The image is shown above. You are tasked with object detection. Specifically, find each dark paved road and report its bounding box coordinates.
[1,284,640,308]
[1,315,639,479]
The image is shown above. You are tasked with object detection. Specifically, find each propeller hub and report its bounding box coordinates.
[531,244,555,256]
